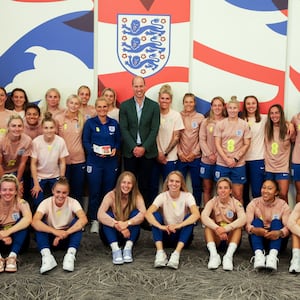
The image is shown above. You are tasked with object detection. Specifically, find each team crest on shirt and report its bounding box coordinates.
[12,212,20,221]
[109,126,116,133]
[235,129,243,136]
[117,14,171,77]
[226,210,234,219]
[17,148,25,156]
[191,121,198,129]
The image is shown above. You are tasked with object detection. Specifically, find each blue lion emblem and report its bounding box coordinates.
[122,37,165,54]
[125,55,159,70]
[122,19,165,36]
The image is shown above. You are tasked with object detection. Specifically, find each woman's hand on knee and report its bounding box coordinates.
[264,230,281,240]
[252,227,267,237]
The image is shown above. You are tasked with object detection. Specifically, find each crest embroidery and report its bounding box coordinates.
[117,14,170,77]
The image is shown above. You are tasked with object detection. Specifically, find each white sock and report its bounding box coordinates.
[292,248,300,258]
[172,251,180,258]
[41,248,51,257]
[67,247,77,256]
[269,249,278,257]
[207,242,218,256]
[255,249,264,256]
[8,252,17,258]
[225,243,237,258]
[156,249,165,255]
[124,240,133,250]
[110,242,120,252]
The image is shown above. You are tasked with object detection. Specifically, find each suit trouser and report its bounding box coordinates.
[124,156,154,208]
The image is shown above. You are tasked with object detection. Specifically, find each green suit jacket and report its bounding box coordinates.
[119,96,160,158]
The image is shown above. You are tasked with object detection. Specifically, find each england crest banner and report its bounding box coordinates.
[117,14,170,77]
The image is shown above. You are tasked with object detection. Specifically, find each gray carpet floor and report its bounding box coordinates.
[0,225,299,300]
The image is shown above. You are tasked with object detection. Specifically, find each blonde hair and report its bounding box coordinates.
[7,114,24,127]
[0,174,20,203]
[66,94,84,129]
[101,88,117,108]
[227,95,240,107]
[216,177,233,190]
[162,171,188,192]
[158,84,173,99]
[113,172,142,221]
[77,85,91,96]
[52,176,70,191]
[40,88,61,115]
[95,96,108,107]
[4,115,24,151]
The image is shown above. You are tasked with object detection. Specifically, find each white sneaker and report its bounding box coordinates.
[112,249,124,265]
[40,254,57,274]
[252,252,266,269]
[63,253,76,272]
[123,249,133,263]
[90,220,99,234]
[222,255,233,271]
[289,256,300,273]
[167,252,180,270]
[154,251,168,268]
[208,254,221,270]
[265,254,278,270]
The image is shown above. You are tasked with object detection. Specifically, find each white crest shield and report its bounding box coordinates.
[117,14,171,77]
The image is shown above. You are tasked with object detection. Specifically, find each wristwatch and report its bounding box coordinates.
[127,220,132,226]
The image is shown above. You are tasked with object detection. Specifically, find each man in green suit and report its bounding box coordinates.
[120,76,160,207]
